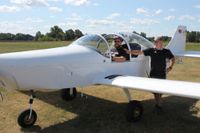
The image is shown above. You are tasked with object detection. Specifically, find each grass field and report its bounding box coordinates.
[0,41,200,133]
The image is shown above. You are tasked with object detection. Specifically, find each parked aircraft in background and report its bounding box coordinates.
[0,25,199,128]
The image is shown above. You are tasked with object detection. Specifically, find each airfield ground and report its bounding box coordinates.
[0,41,200,133]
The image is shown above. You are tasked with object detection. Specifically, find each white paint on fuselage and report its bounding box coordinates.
[0,43,150,91]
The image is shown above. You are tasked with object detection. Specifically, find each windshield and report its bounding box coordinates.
[73,34,109,56]
[72,33,153,60]
[119,32,153,48]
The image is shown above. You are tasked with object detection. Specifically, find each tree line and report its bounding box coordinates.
[134,30,200,43]
[0,25,83,41]
[0,25,200,43]
[187,31,200,42]
[133,31,172,42]
[0,33,34,41]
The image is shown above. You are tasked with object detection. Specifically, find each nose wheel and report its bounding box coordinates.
[18,109,37,128]
[17,90,37,128]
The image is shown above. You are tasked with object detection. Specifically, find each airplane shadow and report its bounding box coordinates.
[20,89,200,133]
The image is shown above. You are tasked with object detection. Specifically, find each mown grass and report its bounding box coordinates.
[0,41,71,53]
[0,41,199,133]
[186,42,200,51]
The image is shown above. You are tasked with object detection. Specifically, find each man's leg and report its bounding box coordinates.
[153,93,163,114]
[154,93,162,107]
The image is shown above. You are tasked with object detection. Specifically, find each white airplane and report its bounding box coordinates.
[0,25,200,128]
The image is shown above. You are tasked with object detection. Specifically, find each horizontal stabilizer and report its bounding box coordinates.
[178,51,200,58]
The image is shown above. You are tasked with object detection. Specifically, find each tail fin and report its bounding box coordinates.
[166,25,187,56]
[167,25,200,58]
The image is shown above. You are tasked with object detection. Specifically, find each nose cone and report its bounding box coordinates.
[0,70,19,91]
[0,56,17,90]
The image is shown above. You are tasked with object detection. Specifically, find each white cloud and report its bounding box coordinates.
[10,0,49,7]
[16,17,44,24]
[130,18,159,25]
[136,8,149,16]
[65,13,82,21]
[86,19,114,27]
[179,15,195,21]
[25,18,44,23]
[49,7,62,12]
[106,13,121,20]
[164,16,175,21]
[136,8,162,16]
[155,9,162,15]
[195,4,200,9]
[64,0,89,6]
[0,22,19,33]
[49,0,60,2]
[0,21,33,34]
[0,5,20,13]
[59,22,77,27]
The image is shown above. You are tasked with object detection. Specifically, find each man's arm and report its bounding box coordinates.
[167,57,175,73]
[125,49,143,55]
[112,56,127,62]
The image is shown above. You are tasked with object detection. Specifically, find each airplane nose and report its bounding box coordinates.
[0,89,5,101]
[0,70,19,91]
[0,80,6,88]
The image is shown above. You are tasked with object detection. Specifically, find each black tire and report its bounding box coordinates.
[17,109,37,128]
[60,88,77,101]
[125,100,143,122]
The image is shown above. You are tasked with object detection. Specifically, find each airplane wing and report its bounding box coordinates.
[94,76,200,99]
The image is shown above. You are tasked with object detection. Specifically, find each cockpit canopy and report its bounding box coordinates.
[72,32,154,58]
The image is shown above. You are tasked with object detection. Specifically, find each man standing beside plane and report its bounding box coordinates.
[112,36,129,62]
[126,37,175,113]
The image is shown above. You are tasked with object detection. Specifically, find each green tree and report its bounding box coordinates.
[35,31,43,41]
[48,25,65,41]
[65,29,75,40]
[187,31,196,42]
[75,29,83,38]
[14,33,34,41]
[196,32,200,42]
[0,33,15,40]
[147,37,155,42]
[140,32,146,38]
[38,35,56,41]
[161,36,171,42]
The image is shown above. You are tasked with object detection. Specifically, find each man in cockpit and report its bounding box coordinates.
[112,36,129,62]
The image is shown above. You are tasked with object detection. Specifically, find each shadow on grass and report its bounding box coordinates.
[20,90,200,133]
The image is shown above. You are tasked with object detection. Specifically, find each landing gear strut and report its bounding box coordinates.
[122,88,143,122]
[17,90,37,128]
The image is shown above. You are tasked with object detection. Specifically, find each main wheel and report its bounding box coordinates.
[17,109,37,128]
[60,88,77,101]
[125,100,143,122]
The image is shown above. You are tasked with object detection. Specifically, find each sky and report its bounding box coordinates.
[0,0,199,37]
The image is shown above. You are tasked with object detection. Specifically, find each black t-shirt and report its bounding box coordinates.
[116,44,129,60]
[143,48,174,78]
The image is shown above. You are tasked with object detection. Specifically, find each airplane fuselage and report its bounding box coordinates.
[0,44,150,91]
